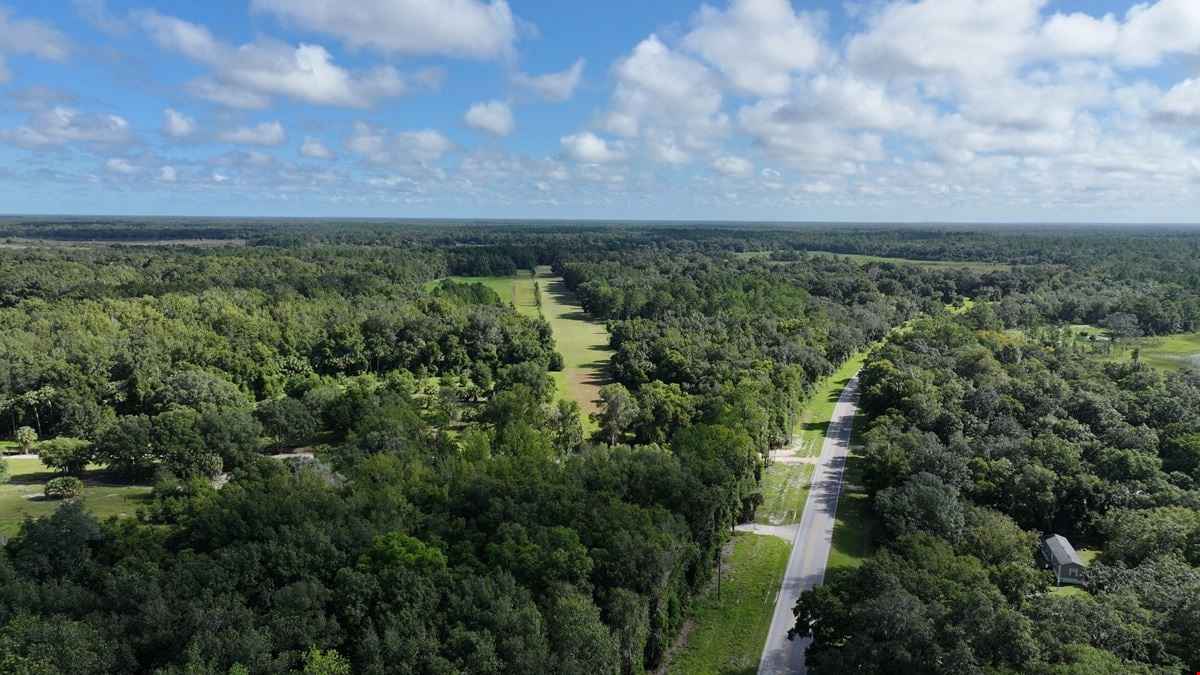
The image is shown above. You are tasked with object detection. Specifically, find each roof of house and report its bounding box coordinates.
[1043,534,1084,567]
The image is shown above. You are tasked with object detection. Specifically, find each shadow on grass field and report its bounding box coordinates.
[538,269,612,422]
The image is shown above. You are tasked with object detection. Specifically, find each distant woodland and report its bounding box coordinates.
[0,220,1198,673]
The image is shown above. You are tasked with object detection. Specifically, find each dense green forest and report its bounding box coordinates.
[0,220,1198,673]
[792,309,1200,673]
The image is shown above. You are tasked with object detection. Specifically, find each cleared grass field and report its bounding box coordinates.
[735,250,1010,273]
[754,462,813,527]
[424,272,540,318]
[0,457,152,536]
[535,266,612,420]
[1110,332,1200,372]
[1067,325,1200,372]
[425,270,611,425]
[666,533,790,675]
[806,251,1011,273]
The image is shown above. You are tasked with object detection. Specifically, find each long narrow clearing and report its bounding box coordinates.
[535,266,612,419]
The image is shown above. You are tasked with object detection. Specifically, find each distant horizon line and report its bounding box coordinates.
[2,213,1200,228]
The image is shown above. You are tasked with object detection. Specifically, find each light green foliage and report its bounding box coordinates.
[356,532,447,575]
[877,472,966,542]
[302,647,352,675]
[546,590,620,675]
[43,476,84,500]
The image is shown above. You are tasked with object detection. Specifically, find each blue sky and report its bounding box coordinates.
[0,0,1199,221]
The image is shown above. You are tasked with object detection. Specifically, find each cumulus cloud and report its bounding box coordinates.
[682,0,824,96]
[1,107,131,148]
[1153,78,1200,124]
[300,136,335,160]
[511,59,585,101]
[561,132,626,164]
[847,0,1042,80]
[139,11,411,109]
[160,108,197,138]
[712,156,754,176]
[1040,0,1200,67]
[0,7,72,82]
[250,0,517,60]
[348,121,456,167]
[464,100,516,136]
[215,121,287,146]
[586,34,730,167]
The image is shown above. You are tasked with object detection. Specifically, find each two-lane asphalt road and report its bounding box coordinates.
[758,373,861,674]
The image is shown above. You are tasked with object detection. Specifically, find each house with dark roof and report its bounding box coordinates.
[1041,534,1086,586]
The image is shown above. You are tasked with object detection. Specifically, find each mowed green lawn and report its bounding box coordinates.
[755,461,813,527]
[424,270,612,426]
[667,533,790,675]
[535,267,612,421]
[424,272,541,318]
[0,457,152,537]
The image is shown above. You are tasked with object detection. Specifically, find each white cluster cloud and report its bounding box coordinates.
[464,100,516,136]
[0,7,71,82]
[7,0,1200,219]
[215,121,287,147]
[561,132,626,164]
[1,107,131,148]
[1040,0,1200,66]
[682,0,823,96]
[300,136,335,160]
[139,11,411,109]
[539,0,1200,217]
[250,0,517,60]
[348,121,456,168]
[512,60,586,101]
[160,108,197,139]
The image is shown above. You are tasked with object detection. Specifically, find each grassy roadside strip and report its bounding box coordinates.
[756,350,869,527]
[826,365,880,572]
[666,533,790,675]
[665,350,875,672]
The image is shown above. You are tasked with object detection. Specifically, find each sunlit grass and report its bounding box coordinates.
[0,457,152,537]
[667,533,790,675]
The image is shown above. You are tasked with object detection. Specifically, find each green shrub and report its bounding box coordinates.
[37,437,93,475]
[44,476,84,500]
